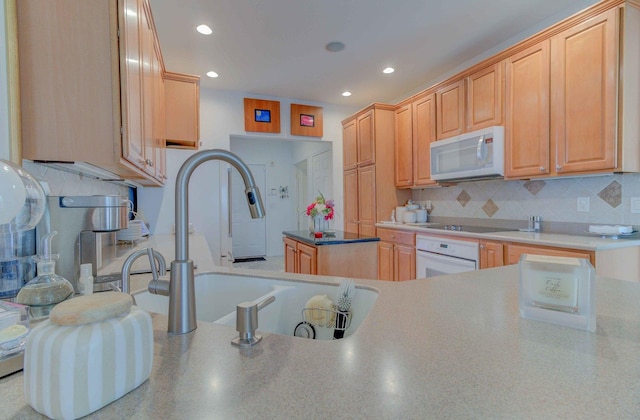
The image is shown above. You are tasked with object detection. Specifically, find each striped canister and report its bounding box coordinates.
[23,306,153,419]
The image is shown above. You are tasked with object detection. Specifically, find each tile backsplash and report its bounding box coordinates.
[412,173,640,226]
[23,161,640,228]
[22,161,129,197]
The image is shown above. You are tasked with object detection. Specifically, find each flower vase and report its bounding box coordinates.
[311,215,329,233]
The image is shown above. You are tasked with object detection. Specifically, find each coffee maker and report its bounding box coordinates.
[36,196,129,292]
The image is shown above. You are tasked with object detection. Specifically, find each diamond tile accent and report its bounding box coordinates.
[523,180,546,196]
[482,199,499,217]
[457,190,471,207]
[598,180,622,208]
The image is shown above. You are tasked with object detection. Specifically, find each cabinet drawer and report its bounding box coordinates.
[506,243,594,266]
[377,228,415,246]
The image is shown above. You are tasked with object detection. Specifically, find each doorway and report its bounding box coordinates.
[311,149,333,203]
[228,136,333,258]
[230,164,267,260]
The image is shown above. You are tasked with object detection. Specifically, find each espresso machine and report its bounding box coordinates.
[36,196,129,292]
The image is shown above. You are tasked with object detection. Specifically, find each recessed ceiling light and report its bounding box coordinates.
[206,71,219,78]
[196,24,213,35]
[383,67,395,74]
[326,41,345,52]
[342,91,352,97]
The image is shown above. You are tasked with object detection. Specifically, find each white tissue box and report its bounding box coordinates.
[23,306,153,419]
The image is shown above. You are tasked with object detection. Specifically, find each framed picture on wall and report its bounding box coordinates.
[244,98,280,133]
[291,104,323,137]
[300,114,315,127]
[254,109,271,123]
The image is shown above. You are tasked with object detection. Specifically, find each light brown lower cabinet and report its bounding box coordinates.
[505,243,594,266]
[284,236,378,279]
[480,240,504,269]
[480,239,639,282]
[284,237,317,275]
[377,228,415,281]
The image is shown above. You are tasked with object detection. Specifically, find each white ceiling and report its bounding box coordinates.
[149,0,599,108]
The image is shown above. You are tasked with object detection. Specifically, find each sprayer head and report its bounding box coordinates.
[245,186,265,219]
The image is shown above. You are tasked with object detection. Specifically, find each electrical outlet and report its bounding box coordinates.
[577,197,590,212]
[631,197,640,214]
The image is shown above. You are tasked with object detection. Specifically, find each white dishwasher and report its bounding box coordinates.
[415,235,479,278]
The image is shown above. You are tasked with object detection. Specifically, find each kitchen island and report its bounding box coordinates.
[283,230,379,279]
[2,265,640,418]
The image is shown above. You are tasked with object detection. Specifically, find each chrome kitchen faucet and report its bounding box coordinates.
[149,149,265,334]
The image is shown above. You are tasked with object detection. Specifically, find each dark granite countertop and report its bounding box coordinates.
[283,230,379,246]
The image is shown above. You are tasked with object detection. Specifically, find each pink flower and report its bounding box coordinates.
[307,192,335,219]
[306,203,316,216]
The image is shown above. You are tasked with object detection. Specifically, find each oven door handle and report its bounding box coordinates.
[416,250,477,275]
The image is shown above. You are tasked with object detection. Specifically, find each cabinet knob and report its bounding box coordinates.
[556,164,562,171]
[480,244,485,249]
[146,159,154,167]
[540,166,545,172]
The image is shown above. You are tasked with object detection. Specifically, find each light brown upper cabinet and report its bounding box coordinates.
[17,0,167,185]
[394,104,413,187]
[436,63,504,140]
[505,3,640,179]
[165,72,200,150]
[505,40,551,178]
[343,108,376,170]
[550,7,618,175]
[342,104,411,235]
[357,110,376,167]
[395,93,437,188]
[343,118,358,171]
[467,62,504,132]
[436,79,465,140]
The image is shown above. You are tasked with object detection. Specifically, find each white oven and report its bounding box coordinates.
[416,235,479,278]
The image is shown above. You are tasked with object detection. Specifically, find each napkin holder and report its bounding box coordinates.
[518,254,596,332]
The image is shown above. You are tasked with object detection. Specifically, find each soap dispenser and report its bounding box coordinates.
[16,231,74,321]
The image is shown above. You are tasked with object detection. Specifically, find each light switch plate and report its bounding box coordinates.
[631,197,640,214]
[577,197,590,212]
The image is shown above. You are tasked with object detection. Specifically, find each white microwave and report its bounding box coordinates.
[430,126,505,182]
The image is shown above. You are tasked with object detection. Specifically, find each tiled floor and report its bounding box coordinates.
[232,256,285,272]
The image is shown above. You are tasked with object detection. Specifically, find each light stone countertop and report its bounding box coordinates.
[2,264,640,418]
[377,222,640,251]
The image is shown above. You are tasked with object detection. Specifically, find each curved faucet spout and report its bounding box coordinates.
[169,149,266,334]
[120,248,166,298]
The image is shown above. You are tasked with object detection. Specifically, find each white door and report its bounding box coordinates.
[295,160,308,231]
[231,164,266,259]
[311,149,333,204]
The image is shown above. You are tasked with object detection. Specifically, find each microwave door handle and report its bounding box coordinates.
[476,136,487,163]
